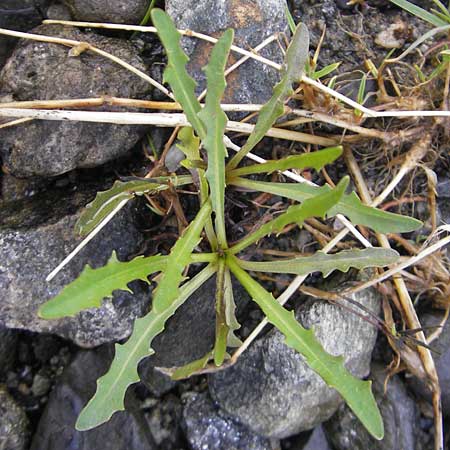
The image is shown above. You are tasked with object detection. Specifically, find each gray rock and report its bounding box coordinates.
[0,1,48,69]
[0,387,30,450]
[408,312,450,417]
[0,326,18,378]
[0,24,151,177]
[182,392,276,450]
[0,186,150,348]
[140,276,249,396]
[209,282,381,438]
[166,0,287,105]
[324,363,419,450]
[302,426,332,450]
[64,0,149,24]
[30,347,157,450]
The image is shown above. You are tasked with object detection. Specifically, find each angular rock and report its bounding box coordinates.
[0,387,30,450]
[302,426,333,450]
[0,185,149,347]
[324,363,419,450]
[209,281,381,438]
[0,24,151,177]
[140,276,249,396]
[64,0,149,24]
[408,312,450,417]
[166,0,288,105]
[182,392,276,450]
[31,347,157,450]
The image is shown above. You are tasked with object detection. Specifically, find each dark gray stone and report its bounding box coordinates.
[0,24,151,177]
[0,326,18,378]
[140,276,249,396]
[166,0,287,105]
[0,1,49,69]
[302,426,332,450]
[64,0,149,24]
[0,186,150,348]
[182,392,276,450]
[0,386,30,450]
[209,282,381,438]
[30,347,157,450]
[408,312,450,417]
[324,363,419,450]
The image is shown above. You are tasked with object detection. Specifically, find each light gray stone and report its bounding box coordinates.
[0,186,149,348]
[166,0,288,106]
[182,392,276,450]
[0,387,29,450]
[209,281,381,438]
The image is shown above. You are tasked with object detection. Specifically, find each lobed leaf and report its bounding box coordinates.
[229,177,348,254]
[76,180,170,237]
[151,8,206,138]
[226,256,384,441]
[213,259,228,366]
[227,22,310,169]
[229,177,422,233]
[224,268,242,347]
[76,202,213,430]
[176,126,201,161]
[238,248,399,277]
[198,29,234,246]
[39,252,166,319]
[228,146,342,177]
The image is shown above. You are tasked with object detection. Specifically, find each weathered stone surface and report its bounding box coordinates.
[182,392,276,450]
[0,185,149,347]
[0,24,151,177]
[324,363,419,450]
[166,0,287,105]
[302,426,333,450]
[408,312,450,417]
[64,0,149,24]
[140,276,249,396]
[209,281,381,438]
[0,1,49,69]
[30,347,157,450]
[0,386,30,450]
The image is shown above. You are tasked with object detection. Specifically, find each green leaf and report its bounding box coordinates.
[176,126,201,161]
[76,179,170,237]
[229,177,422,233]
[198,29,234,247]
[388,0,448,26]
[311,62,341,80]
[213,258,228,366]
[228,146,342,177]
[226,256,384,441]
[75,202,213,431]
[224,267,242,347]
[285,3,296,34]
[238,247,399,277]
[229,177,348,254]
[170,351,214,380]
[151,8,206,138]
[227,22,310,169]
[39,252,166,319]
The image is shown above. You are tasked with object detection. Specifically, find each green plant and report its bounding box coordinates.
[39,9,424,439]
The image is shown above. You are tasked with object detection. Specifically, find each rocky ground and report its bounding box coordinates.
[0,1,449,449]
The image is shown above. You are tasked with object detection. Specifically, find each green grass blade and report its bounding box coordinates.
[213,258,228,366]
[198,29,234,247]
[151,8,206,138]
[75,202,213,430]
[285,3,297,33]
[311,62,341,80]
[388,0,448,26]
[227,22,310,169]
[229,178,422,233]
[76,179,170,237]
[228,146,342,177]
[238,248,399,276]
[226,256,384,441]
[39,252,167,319]
[229,177,348,254]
